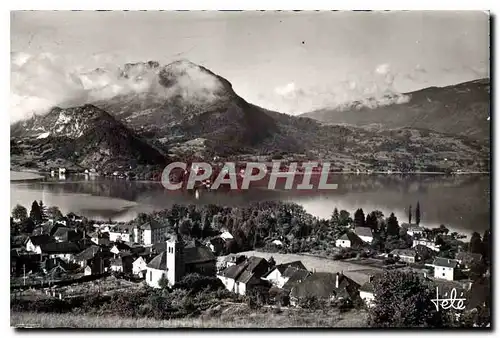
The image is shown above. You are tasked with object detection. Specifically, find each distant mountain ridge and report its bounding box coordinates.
[301,78,490,141]
[10,104,168,171]
[10,61,490,173]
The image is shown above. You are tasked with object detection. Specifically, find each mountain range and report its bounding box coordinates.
[10,60,491,175]
[301,78,490,141]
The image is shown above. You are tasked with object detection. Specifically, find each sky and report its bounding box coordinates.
[10,10,490,121]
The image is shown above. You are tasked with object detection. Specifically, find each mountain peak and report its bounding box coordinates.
[158,60,234,102]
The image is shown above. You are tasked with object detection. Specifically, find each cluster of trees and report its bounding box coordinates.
[368,270,490,328]
[11,201,85,237]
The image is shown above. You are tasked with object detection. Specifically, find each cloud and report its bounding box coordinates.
[260,64,411,114]
[10,55,234,122]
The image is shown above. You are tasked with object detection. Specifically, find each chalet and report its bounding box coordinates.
[413,238,440,252]
[281,267,312,291]
[217,256,271,296]
[40,242,81,263]
[134,221,168,246]
[455,252,483,269]
[390,249,419,263]
[433,257,460,281]
[289,272,360,307]
[25,234,52,254]
[145,235,216,288]
[132,256,148,277]
[353,227,373,244]
[263,261,308,288]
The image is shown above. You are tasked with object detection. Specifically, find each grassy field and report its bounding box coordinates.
[11,306,368,328]
[220,251,383,274]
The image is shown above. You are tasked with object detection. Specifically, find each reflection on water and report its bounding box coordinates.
[10,174,490,235]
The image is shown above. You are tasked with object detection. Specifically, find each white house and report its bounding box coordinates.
[354,227,373,243]
[132,256,148,277]
[271,239,283,247]
[359,281,375,307]
[406,225,425,237]
[263,261,308,288]
[336,233,351,248]
[219,231,234,241]
[390,249,419,263]
[109,231,131,243]
[25,235,51,254]
[413,239,440,252]
[433,257,459,281]
[134,221,168,246]
[218,256,270,296]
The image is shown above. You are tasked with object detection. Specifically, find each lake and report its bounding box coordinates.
[10,172,490,237]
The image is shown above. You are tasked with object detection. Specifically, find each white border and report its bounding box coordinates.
[3,1,497,337]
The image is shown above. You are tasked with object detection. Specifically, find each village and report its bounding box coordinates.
[10,200,490,327]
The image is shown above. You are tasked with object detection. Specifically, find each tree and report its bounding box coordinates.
[268,256,276,269]
[353,208,365,228]
[47,206,63,221]
[365,212,378,231]
[408,205,412,224]
[438,224,449,236]
[386,213,400,238]
[38,200,48,221]
[482,230,490,263]
[12,204,28,221]
[331,208,340,226]
[469,232,483,254]
[415,202,421,225]
[338,210,352,228]
[20,218,35,234]
[368,271,446,327]
[29,201,42,224]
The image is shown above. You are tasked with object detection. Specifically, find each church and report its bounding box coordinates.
[145,234,217,288]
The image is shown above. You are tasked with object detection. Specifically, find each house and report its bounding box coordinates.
[263,261,308,288]
[110,258,124,273]
[145,235,216,288]
[25,234,52,254]
[53,227,83,242]
[132,256,148,277]
[219,230,234,241]
[271,239,283,247]
[281,267,312,292]
[289,272,360,307]
[413,238,440,252]
[217,256,271,296]
[74,245,103,268]
[40,242,81,263]
[206,237,225,255]
[359,277,376,307]
[108,229,131,243]
[222,254,247,269]
[390,249,419,263]
[353,227,373,243]
[110,242,131,256]
[335,232,365,248]
[433,257,460,281]
[404,224,425,237]
[134,221,168,246]
[31,220,56,236]
[90,232,110,246]
[455,252,483,269]
[87,254,110,275]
